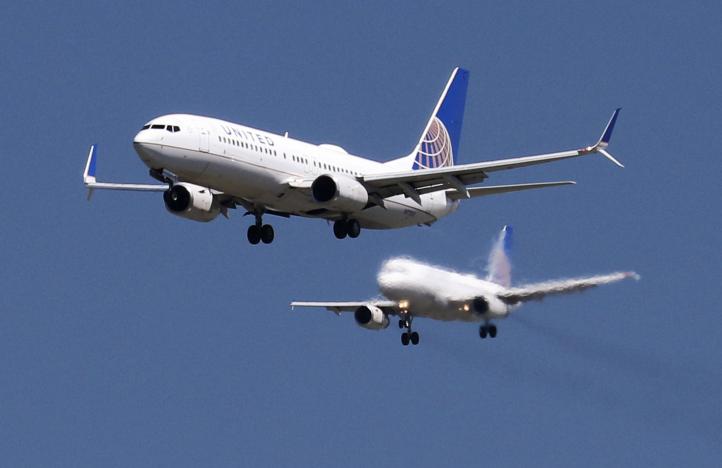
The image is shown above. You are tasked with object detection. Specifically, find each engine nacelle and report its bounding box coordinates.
[311,174,368,213]
[472,296,489,314]
[473,295,510,317]
[163,182,220,222]
[354,305,389,330]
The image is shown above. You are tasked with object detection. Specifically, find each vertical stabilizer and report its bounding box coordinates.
[486,225,513,287]
[383,67,469,171]
[412,67,469,170]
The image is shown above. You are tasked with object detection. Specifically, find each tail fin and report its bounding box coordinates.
[486,225,513,288]
[411,67,469,170]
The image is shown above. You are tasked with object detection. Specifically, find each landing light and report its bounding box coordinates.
[399,300,409,309]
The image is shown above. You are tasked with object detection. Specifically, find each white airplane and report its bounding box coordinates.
[292,226,639,346]
[83,67,623,244]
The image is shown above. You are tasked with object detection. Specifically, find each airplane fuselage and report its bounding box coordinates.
[377,257,514,322]
[132,114,458,229]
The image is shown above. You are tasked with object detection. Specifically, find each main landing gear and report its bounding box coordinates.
[333,218,361,239]
[247,213,274,245]
[479,323,497,339]
[399,315,419,346]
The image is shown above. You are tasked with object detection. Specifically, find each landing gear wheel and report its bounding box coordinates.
[398,319,405,329]
[346,219,361,238]
[247,225,261,245]
[488,324,497,338]
[410,331,420,345]
[401,332,410,346]
[333,220,347,239]
[261,224,274,244]
[479,325,488,339]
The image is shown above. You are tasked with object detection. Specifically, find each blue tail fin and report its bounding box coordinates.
[411,67,469,170]
[486,225,513,288]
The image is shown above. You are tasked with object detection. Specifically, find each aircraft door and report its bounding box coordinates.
[199,128,210,153]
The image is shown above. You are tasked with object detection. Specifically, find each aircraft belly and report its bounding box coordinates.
[383,289,479,323]
[357,199,436,229]
[200,156,282,199]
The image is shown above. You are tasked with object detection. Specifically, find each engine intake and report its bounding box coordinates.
[311,174,368,213]
[354,305,389,330]
[472,296,489,315]
[163,182,220,222]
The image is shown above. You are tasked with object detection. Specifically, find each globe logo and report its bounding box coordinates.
[414,117,453,169]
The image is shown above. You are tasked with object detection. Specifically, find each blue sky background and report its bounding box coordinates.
[1,1,720,466]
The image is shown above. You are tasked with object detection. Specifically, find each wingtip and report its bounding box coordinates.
[83,144,99,183]
[600,108,621,145]
[624,271,641,281]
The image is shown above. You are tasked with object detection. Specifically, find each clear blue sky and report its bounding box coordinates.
[1,1,720,466]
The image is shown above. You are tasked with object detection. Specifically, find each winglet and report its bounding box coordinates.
[598,108,621,147]
[591,108,624,168]
[83,144,98,200]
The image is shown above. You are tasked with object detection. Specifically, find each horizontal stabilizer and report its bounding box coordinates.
[446,181,575,200]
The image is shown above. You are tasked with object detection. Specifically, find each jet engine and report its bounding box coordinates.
[472,296,489,315]
[311,174,368,212]
[163,182,220,222]
[354,305,389,330]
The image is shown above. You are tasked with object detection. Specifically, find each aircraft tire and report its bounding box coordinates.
[410,331,419,345]
[479,325,488,339]
[333,220,347,239]
[261,224,274,244]
[347,219,361,238]
[489,325,497,338]
[247,225,261,245]
[401,332,410,346]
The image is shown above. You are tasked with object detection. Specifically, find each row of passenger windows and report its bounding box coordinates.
[142,124,181,132]
[219,135,278,157]
[218,135,359,176]
[291,155,358,176]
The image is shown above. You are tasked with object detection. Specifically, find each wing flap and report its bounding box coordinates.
[446,181,575,200]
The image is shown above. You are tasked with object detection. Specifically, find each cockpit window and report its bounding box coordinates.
[145,123,180,131]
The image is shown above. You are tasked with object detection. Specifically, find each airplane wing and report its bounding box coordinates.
[291,300,399,314]
[83,144,169,199]
[498,271,639,304]
[362,108,622,202]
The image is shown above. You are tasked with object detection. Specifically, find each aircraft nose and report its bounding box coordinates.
[133,130,148,145]
[133,129,163,165]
